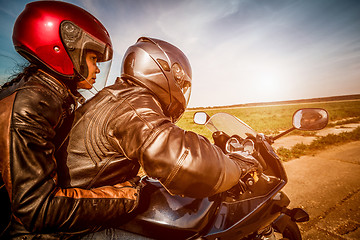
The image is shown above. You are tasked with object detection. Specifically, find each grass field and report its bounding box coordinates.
[177,100,360,141]
[276,126,360,160]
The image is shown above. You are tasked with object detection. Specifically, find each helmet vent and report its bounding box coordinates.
[61,21,81,51]
[157,59,170,72]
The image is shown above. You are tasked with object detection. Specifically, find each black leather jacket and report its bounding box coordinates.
[59,79,241,199]
[0,71,139,239]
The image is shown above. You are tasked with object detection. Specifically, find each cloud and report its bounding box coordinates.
[4,0,357,106]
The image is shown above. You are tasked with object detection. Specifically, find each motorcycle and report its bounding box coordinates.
[117,108,329,240]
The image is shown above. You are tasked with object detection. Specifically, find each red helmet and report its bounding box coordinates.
[121,37,192,122]
[12,1,113,87]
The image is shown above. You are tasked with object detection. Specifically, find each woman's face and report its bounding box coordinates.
[77,51,100,89]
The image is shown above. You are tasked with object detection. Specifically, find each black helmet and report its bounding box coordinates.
[121,37,192,122]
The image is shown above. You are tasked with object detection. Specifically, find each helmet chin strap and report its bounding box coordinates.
[77,71,100,94]
[86,77,100,93]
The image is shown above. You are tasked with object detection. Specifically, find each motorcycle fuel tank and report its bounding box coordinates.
[119,178,221,239]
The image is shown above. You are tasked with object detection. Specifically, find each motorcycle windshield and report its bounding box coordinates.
[205,113,257,139]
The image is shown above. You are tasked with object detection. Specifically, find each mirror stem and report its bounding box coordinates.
[272,127,296,141]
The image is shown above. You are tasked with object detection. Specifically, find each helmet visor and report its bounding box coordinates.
[171,62,192,106]
[77,59,112,101]
[181,75,191,106]
[60,20,113,100]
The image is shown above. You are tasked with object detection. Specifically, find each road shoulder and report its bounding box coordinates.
[282,141,360,240]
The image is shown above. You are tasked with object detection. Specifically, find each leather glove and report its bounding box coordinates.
[229,151,263,179]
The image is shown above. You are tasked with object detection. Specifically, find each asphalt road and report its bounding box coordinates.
[282,141,360,240]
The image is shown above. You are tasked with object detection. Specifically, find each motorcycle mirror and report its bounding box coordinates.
[292,108,328,131]
[193,112,210,125]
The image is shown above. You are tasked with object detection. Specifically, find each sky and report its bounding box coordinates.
[0,0,359,107]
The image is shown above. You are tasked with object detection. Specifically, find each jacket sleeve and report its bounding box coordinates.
[109,92,241,199]
[8,87,139,233]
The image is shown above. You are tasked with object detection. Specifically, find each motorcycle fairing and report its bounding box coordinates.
[201,130,290,239]
[204,189,289,239]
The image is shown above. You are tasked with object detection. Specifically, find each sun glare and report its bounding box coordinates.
[251,68,285,99]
